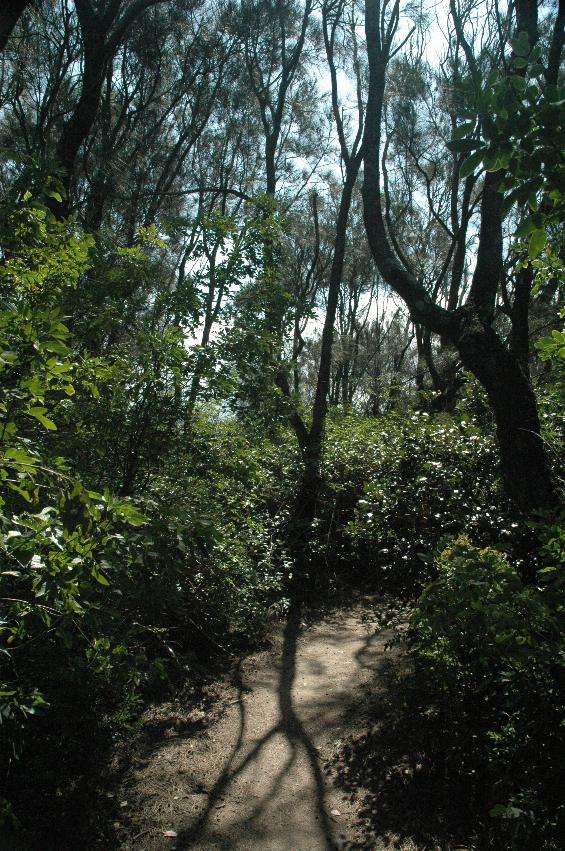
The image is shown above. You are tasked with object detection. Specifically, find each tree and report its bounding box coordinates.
[233,0,315,198]
[80,1,237,236]
[0,0,33,53]
[362,0,562,513]
[269,0,366,532]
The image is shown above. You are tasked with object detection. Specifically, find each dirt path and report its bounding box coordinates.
[115,601,390,851]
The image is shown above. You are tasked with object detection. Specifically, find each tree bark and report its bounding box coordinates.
[51,0,168,216]
[456,319,556,512]
[361,0,560,515]
[55,41,108,205]
[289,0,365,532]
[291,157,362,531]
[0,0,32,52]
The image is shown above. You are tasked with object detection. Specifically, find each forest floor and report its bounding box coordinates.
[108,596,419,851]
[1,594,480,850]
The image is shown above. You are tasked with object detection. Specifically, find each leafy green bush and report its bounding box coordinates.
[409,534,565,848]
[0,200,154,758]
[127,416,294,649]
[536,302,565,485]
[0,197,294,839]
[323,409,511,594]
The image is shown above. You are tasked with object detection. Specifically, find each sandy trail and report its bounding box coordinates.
[117,601,388,851]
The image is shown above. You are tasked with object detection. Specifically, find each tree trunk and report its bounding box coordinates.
[510,265,533,376]
[455,320,557,512]
[309,170,359,451]
[288,162,361,571]
[0,0,32,52]
[361,0,560,515]
[54,46,107,213]
[51,0,167,216]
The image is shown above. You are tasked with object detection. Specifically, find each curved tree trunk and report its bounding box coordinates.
[361,0,560,516]
[0,0,32,52]
[55,47,107,210]
[50,0,168,216]
[292,166,361,528]
[456,320,557,512]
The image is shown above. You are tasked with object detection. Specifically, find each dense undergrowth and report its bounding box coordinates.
[408,532,565,848]
[1,198,564,850]
[1,0,564,846]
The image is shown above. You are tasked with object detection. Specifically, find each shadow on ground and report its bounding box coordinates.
[172,598,342,850]
[0,654,227,851]
[328,654,487,851]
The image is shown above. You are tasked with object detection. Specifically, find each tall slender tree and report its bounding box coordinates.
[362,0,562,513]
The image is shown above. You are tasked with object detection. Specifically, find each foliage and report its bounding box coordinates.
[0,201,152,757]
[409,534,565,848]
[0,198,292,795]
[0,0,563,843]
[216,200,296,423]
[0,190,92,300]
[536,300,565,404]
[450,32,564,259]
[136,416,294,644]
[339,404,512,594]
[537,324,565,364]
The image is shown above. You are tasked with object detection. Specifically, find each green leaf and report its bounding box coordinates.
[515,216,536,238]
[4,448,37,465]
[484,150,510,172]
[509,74,527,92]
[528,229,546,258]
[447,138,482,154]
[530,63,545,78]
[116,502,146,527]
[22,375,45,398]
[47,360,72,375]
[27,407,57,430]
[460,150,484,178]
[42,341,69,356]
[7,482,33,502]
[511,31,530,57]
[490,803,523,819]
[452,121,476,140]
[501,188,522,218]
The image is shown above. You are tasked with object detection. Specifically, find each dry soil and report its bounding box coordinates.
[114,600,392,851]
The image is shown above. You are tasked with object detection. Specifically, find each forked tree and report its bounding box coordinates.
[361,0,562,513]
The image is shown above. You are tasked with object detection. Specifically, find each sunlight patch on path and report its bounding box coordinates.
[118,605,390,851]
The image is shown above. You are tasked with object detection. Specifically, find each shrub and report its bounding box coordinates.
[0,198,294,841]
[323,409,512,594]
[0,201,157,761]
[409,534,565,848]
[130,417,295,649]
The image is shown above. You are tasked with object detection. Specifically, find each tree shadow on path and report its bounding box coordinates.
[329,655,485,851]
[173,597,340,850]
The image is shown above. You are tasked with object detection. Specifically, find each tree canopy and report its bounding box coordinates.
[0,0,563,847]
